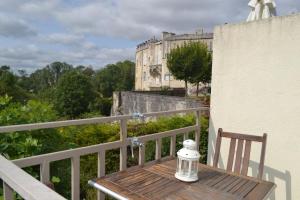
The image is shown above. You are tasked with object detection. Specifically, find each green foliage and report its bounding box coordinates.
[167,42,212,95]
[92,97,112,116]
[55,70,96,118]
[0,66,29,102]
[189,45,212,85]
[0,97,57,126]
[28,62,73,93]
[0,97,62,159]
[51,176,61,184]
[1,60,135,117]
[94,60,135,97]
[0,97,75,199]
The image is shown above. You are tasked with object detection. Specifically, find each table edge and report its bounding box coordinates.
[88,180,129,200]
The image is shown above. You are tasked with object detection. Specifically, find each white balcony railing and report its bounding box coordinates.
[0,107,208,200]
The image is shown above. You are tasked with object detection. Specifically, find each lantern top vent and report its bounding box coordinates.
[183,139,196,150]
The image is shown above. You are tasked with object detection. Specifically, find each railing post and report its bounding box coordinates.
[40,161,50,184]
[71,156,80,200]
[170,136,176,157]
[120,119,127,171]
[97,151,106,200]
[195,110,201,151]
[155,138,162,161]
[3,183,13,200]
[139,145,145,166]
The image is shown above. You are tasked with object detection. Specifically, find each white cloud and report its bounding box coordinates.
[19,1,60,17]
[0,0,300,71]
[41,33,84,45]
[0,44,135,72]
[55,0,300,40]
[0,14,37,38]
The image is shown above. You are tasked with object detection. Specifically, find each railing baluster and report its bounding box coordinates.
[3,183,14,200]
[195,110,201,151]
[71,156,80,200]
[155,138,162,160]
[139,145,145,166]
[40,161,50,184]
[120,119,127,171]
[97,151,106,200]
[170,135,176,157]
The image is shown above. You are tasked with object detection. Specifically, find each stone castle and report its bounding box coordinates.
[135,30,213,92]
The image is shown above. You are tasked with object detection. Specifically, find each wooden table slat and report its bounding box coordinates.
[92,159,275,200]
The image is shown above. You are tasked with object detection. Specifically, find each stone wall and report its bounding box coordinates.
[112,91,203,115]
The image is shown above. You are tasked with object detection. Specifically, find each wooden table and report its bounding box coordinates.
[89,159,275,200]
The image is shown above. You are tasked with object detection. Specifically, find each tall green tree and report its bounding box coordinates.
[94,60,135,97]
[27,62,72,92]
[167,42,211,96]
[190,45,212,96]
[55,70,96,118]
[0,66,29,102]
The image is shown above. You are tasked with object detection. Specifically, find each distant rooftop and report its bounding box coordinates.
[137,30,213,50]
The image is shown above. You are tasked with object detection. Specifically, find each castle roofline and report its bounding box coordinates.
[136,30,213,50]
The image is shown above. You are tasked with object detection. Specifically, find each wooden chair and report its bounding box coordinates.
[213,128,267,179]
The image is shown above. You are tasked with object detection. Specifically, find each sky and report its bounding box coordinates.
[0,0,299,73]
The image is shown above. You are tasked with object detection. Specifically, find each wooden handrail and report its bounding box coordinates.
[0,107,208,134]
[0,155,66,200]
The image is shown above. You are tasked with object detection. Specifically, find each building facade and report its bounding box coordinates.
[135,30,213,92]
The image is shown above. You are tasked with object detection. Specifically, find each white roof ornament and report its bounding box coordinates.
[247,0,277,22]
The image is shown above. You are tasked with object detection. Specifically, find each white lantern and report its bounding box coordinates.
[175,139,200,182]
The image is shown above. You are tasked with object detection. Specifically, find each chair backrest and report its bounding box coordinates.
[213,128,267,179]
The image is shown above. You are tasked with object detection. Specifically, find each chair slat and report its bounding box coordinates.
[241,140,252,176]
[213,129,267,179]
[258,134,267,179]
[226,138,237,171]
[234,139,244,173]
[213,129,222,168]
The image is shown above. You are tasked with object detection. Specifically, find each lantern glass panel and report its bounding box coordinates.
[191,160,198,176]
[176,158,180,173]
[181,160,190,176]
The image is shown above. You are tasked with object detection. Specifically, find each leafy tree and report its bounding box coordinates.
[0,66,29,102]
[0,95,60,158]
[94,60,135,97]
[116,60,135,91]
[190,45,212,96]
[167,42,211,96]
[75,65,95,77]
[0,96,73,198]
[48,62,73,84]
[28,62,73,94]
[92,97,112,116]
[55,70,96,118]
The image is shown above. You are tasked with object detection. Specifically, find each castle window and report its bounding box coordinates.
[164,73,173,81]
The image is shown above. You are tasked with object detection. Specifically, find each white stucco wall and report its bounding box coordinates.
[208,14,300,200]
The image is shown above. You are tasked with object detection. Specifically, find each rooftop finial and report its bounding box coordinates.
[247,0,277,22]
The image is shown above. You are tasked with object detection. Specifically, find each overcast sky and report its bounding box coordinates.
[0,0,299,72]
